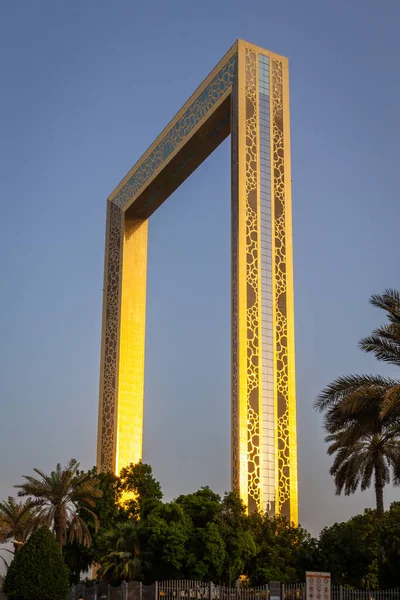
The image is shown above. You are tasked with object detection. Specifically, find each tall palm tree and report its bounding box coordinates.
[0,497,38,552]
[315,290,400,514]
[15,459,102,548]
[326,422,400,517]
[98,521,150,583]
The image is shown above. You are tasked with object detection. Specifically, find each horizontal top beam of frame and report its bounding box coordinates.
[107,40,287,217]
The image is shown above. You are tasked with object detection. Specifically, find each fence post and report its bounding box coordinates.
[266,585,269,600]
[94,584,97,600]
[339,586,343,600]
[281,584,284,600]
[121,581,127,600]
[208,583,213,600]
[155,581,159,600]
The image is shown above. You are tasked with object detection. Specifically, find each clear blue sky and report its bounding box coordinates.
[0,0,399,537]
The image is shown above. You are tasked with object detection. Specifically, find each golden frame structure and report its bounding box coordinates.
[97,39,298,522]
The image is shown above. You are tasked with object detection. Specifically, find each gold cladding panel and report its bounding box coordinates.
[272,58,298,523]
[116,219,148,475]
[231,70,240,492]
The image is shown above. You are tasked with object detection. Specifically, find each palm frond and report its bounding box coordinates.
[381,384,400,418]
[369,290,400,321]
[359,333,400,367]
[315,374,397,411]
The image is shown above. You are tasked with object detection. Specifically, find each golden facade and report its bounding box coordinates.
[97,40,298,523]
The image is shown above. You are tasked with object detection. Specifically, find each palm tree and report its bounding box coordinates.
[15,459,102,548]
[0,497,38,552]
[315,289,400,514]
[98,521,150,582]
[326,422,400,517]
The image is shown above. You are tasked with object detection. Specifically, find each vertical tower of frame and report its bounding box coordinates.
[231,41,297,522]
[97,40,298,524]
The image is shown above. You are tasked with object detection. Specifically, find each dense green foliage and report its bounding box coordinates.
[4,460,400,589]
[3,291,400,590]
[4,527,69,600]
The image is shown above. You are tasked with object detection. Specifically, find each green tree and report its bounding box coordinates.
[119,462,163,519]
[145,502,192,580]
[4,526,69,600]
[247,513,317,585]
[176,487,221,528]
[216,492,257,585]
[379,502,400,587]
[98,521,150,584]
[63,469,123,583]
[15,459,102,547]
[185,522,226,582]
[0,497,38,553]
[318,511,379,588]
[176,488,226,582]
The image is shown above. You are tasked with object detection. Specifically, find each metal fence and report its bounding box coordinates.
[331,588,400,600]
[158,581,268,600]
[69,581,400,600]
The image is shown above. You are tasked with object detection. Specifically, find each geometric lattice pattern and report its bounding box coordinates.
[272,59,291,516]
[97,39,298,523]
[100,202,122,472]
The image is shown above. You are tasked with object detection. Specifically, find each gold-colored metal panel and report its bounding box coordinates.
[236,43,249,507]
[116,219,148,475]
[269,55,280,515]
[282,60,298,525]
[271,56,298,524]
[231,69,240,493]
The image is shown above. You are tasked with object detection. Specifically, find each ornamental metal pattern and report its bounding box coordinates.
[100,202,123,471]
[112,55,237,210]
[272,59,290,515]
[244,48,261,510]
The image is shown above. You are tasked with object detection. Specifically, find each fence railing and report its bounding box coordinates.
[158,582,268,600]
[331,588,400,600]
[69,581,400,600]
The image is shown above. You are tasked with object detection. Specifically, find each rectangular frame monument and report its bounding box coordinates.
[97,39,298,522]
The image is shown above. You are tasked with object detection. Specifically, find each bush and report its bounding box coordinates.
[4,526,70,600]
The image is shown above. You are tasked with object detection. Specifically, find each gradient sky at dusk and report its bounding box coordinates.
[1,0,399,541]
